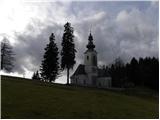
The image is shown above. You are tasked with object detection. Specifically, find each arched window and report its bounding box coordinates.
[87,56,89,60]
[93,55,97,65]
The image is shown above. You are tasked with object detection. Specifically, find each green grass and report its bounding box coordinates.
[1,75,159,119]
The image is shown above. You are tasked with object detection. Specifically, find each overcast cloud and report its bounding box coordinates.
[0,0,158,83]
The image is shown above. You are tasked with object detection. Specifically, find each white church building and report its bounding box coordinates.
[70,33,112,88]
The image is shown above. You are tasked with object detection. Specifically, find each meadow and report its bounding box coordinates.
[1,75,159,119]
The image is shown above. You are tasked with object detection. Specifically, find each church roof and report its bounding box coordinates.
[71,64,111,78]
[71,64,86,77]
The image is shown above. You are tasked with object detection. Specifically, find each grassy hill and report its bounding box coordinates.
[1,75,159,119]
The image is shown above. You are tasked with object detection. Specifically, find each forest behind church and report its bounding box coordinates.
[104,57,159,91]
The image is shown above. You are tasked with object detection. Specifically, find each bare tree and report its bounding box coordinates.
[1,37,15,72]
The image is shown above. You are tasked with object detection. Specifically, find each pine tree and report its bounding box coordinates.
[40,33,59,82]
[1,37,15,72]
[61,22,76,85]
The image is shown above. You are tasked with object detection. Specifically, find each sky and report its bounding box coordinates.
[0,0,159,84]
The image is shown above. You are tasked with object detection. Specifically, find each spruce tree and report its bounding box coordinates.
[40,33,59,82]
[61,22,76,85]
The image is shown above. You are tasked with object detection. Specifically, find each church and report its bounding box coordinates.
[70,33,112,88]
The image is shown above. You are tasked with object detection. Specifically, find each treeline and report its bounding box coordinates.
[105,57,159,91]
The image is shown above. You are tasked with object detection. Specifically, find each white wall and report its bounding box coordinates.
[97,77,112,88]
[85,66,98,74]
[71,72,112,88]
[71,75,88,86]
[84,50,97,66]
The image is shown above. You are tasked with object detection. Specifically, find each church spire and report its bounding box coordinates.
[86,32,95,50]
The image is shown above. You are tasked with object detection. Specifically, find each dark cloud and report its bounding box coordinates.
[13,23,63,73]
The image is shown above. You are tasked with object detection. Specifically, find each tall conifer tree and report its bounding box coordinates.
[40,33,59,82]
[61,22,76,85]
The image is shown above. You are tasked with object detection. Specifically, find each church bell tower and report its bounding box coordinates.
[84,32,98,74]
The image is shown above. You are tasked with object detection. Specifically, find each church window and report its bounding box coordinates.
[93,55,97,65]
[87,56,89,60]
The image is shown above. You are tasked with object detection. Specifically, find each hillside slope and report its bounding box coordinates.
[1,75,159,119]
